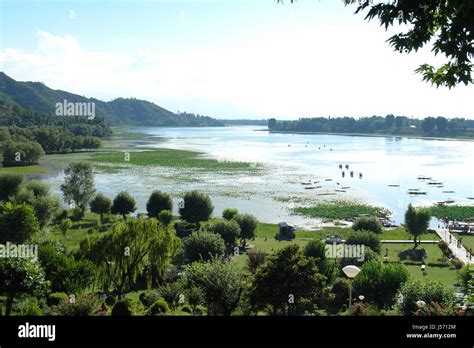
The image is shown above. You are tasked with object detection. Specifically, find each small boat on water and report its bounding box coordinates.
[339,164,343,170]
[417,176,432,180]
[305,187,316,190]
[345,164,349,170]
[408,188,420,191]
[350,171,354,178]
[341,186,350,189]
[442,190,455,193]
[314,186,322,189]
[342,171,345,178]
[467,197,474,200]
[317,192,337,196]
[335,189,346,193]
[301,182,312,185]
[325,179,333,181]
[388,184,400,187]
[444,199,455,204]
[408,191,427,195]
[428,182,443,185]
[359,173,363,179]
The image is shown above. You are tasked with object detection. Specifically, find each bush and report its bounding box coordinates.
[183,231,226,263]
[111,300,132,316]
[56,209,69,222]
[352,216,383,234]
[346,230,381,253]
[181,305,192,314]
[146,190,173,218]
[52,293,101,316]
[71,207,84,222]
[331,278,350,306]
[105,295,116,307]
[0,173,24,201]
[158,210,173,226]
[111,191,137,219]
[20,298,43,316]
[139,290,162,308]
[438,240,449,253]
[451,258,464,269]
[48,292,69,306]
[304,239,327,260]
[222,208,239,221]
[157,282,183,309]
[179,190,214,223]
[234,213,258,245]
[247,249,267,274]
[147,299,169,316]
[207,219,241,252]
[101,213,120,225]
[174,221,199,238]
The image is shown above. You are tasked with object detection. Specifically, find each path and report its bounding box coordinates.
[434,228,471,265]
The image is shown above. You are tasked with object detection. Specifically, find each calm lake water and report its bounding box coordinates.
[43,126,474,228]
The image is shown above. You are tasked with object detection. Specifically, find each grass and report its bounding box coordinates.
[380,243,444,265]
[90,149,258,172]
[428,205,474,222]
[450,232,474,252]
[404,264,460,288]
[380,227,439,241]
[291,200,389,220]
[0,164,49,175]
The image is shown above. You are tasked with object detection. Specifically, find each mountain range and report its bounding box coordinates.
[0,72,223,127]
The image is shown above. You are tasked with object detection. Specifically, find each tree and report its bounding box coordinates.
[179,190,214,224]
[59,218,73,246]
[395,116,404,129]
[111,191,137,220]
[0,173,24,201]
[268,118,277,129]
[405,204,431,248]
[353,260,409,308]
[158,210,173,226]
[186,286,204,315]
[342,0,474,88]
[0,202,40,244]
[146,190,173,218]
[247,249,267,274]
[249,244,328,315]
[183,231,226,263]
[183,258,244,316]
[222,208,239,221]
[60,161,95,212]
[13,181,61,228]
[90,193,112,221]
[421,117,436,133]
[436,116,448,134]
[395,279,455,315]
[352,216,383,234]
[79,218,179,299]
[0,258,47,316]
[2,141,45,167]
[345,230,381,254]
[384,114,395,129]
[234,213,258,247]
[207,219,241,253]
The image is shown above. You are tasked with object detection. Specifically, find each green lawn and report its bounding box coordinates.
[451,232,474,253]
[380,243,444,265]
[404,264,460,288]
[0,164,49,175]
[380,228,439,241]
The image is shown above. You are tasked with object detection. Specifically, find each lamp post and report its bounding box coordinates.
[342,265,361,311]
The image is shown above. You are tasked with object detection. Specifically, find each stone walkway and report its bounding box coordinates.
[434,228,471,265]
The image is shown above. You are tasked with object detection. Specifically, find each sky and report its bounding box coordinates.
[0,0,473,119]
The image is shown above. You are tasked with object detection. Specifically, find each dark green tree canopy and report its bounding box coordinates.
[179,190,214,223]
[111,191,137,219]
[146,190,173,218]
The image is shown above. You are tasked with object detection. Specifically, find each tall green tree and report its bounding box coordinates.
[207,219,241,253]
[146,190,173,218]
[0,258,47,316]
[79,218,179,299]
[179,190,214,224]
[234,213,258,247]
[90,193,112,221]
[0,173,24,201]
[60,161,96,212]
[0,202,40,244]
[405,204,431,248]
[249,244,328,315]
[111,191,137,220]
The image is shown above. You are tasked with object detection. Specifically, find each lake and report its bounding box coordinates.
[43,126,474,229]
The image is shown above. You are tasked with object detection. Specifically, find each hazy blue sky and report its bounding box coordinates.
[1,0,473,119]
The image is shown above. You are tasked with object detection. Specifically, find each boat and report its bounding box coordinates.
[442,191,455,193]
[427,181,443,185]
[325,179,333,181]
[444,199,455,204]
[341,186,350,189]
[408,188,420,191]
[301,182,312,185]
[335,189,346,193]
[305,187,316,190]
[408,191,427,195]
[417,176,432,180]
[467,197,474,200]
[317,192,337,196]
[388,184,400,187]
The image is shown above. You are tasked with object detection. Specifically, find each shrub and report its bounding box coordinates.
[234,213,258,246]
[331,278,350,306]
[179,190,214,223]
[105,295,116,307]
[247,249,267,274]
[56,209,69,222]
[157,282,183,309]
[207,219,241,252]
[304,239,327,260]
[158,210,173,226]
[48,292,69,306]
[438,240,449,253]
[111,191,137,219]
[222,208,239,221]
[111,300,132,316]
[52,293,101,316]
[352,216,383,234]
[174,221,199,238]
[181,305,192,314]
[20,298,43,316]
[139,290,162,308]
[146,190,173,218]
[71,207,84,222]
[451,258,464,269]
[0,173,24,201]
[147,299,169,316]
[183,231,226,263]
[346,230,381,253]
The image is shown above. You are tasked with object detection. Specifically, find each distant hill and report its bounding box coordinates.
[0,72,223,127]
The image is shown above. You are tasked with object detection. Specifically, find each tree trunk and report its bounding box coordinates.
[5,293,14,316]
[414,235,418,248]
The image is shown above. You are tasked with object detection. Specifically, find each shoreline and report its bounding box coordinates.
[263,129,474,142]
